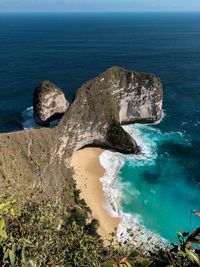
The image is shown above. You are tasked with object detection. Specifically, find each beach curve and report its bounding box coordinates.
[71,147,120,241]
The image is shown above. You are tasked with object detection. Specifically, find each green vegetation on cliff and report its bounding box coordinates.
[0,190,199,267]
[106,120,137,153]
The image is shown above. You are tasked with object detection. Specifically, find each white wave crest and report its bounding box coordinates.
[99,121,173,252]
[117,213,168,253]
[21,107,39,129]
[99,150,125,217]
[21,106,60,129]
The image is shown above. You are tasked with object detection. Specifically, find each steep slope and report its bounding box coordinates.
[0,128,73,203]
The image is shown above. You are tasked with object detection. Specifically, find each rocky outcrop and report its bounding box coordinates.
[0,66,163,203]
[33,80,69,126]
[55,66,163,159]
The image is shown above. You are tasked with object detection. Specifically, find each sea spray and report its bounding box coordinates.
[21,107,39,129]
[21,106,60,129]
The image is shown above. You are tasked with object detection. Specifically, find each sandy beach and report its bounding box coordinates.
[71,147,120,241]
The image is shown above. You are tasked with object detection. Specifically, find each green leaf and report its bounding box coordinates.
[9,249,16,266]
[0,202,10,212]
[136,257,152,267]
[0,219,5,230]
[185,241,192,249]
[29,259,37,267]
[0,229,7,239]
[185,248,200,265]
[11,243,16,255]
[103,260,118,267]
[3,248,9,262]
[129,250,140,258]
[179,250,186,257]
[21,246,26,264]
[19,238,33,247]
[10,208,15,217]
[119,257,133,267]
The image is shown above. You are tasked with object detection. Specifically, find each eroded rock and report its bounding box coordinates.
[56,66,163,158]
[33,80,69,126]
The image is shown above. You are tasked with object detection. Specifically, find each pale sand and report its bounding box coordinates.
[71,147,120,241]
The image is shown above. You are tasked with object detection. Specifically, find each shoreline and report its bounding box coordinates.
[71,147,120,241]
[71,128,169,253]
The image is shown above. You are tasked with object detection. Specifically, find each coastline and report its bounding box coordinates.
[71,126,169,253]
[71,147,120,241]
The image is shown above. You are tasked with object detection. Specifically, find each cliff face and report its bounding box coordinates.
[33,80,69,126]
[55,67,163,160]
[0,66,163,202]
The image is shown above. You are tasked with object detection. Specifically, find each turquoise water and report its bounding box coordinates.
[117,123,200,243]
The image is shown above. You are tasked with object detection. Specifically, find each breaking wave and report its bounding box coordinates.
[99,113,198,252]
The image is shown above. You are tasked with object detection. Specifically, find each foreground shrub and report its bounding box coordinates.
[0,193,199,267]
[0,194,105,266]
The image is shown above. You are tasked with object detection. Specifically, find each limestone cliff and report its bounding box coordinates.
[0,66,163,202]
[55,66,163,160]
[33,80,69,126]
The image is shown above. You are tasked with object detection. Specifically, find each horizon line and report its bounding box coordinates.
[0,10,200,14]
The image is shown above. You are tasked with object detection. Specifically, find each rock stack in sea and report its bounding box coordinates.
[33,80,69,126]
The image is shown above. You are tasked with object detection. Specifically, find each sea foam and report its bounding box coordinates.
[99,117,177,252]
[21,107,39,129]
[21,106,59,129]
[100,125,169,252]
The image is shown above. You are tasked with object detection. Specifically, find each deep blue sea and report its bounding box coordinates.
[0,12,199,244]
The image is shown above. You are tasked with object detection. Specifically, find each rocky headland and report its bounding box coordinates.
[0,66,163,204]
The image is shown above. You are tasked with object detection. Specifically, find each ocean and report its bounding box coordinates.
[0,12,200,245]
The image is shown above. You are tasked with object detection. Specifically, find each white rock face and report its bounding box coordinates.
[107,70,163,124]
[119,85,163,124]
[33,80,69,126]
